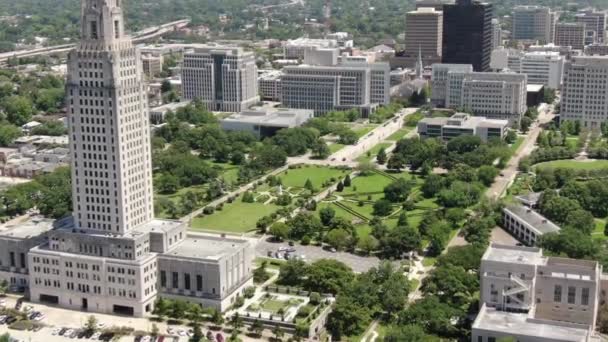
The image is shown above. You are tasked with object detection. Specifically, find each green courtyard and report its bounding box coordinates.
[190,165,350,233]
[314,169,441,239]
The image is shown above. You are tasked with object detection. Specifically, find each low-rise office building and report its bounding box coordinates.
[473,243,605,342]
[417,113,508,142]
[220,108,313,138]
[502,205,560,246]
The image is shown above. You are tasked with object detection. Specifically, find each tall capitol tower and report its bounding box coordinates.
[7,0,255,318]
[68,0,153,234]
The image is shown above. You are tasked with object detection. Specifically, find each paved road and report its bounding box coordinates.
[486,104,555,200]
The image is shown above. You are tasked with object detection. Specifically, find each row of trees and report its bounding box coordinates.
[388,135,511,174]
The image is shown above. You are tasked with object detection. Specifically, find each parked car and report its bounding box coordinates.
[58,327,68,336]
[91,332,101,340]
[51,327,61,335]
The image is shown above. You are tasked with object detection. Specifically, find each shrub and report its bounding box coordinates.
[232,296,245,309]
[301,235,311,245]
[309,292,322,305]
[203,206,215,215]
[244,286,256,299]
[296,305,314,318]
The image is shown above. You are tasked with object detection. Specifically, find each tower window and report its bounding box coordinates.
[90,21,98,39]
[114,20,120,39]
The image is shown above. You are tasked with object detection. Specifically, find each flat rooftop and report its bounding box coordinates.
[129,219,184,238]
[483,243,544,266]
[505,205,561,234]
[221,108,312,127]
[473,306,591,341]
[527,84,545,92]
[164,235,249,260]
[0,216,70,239]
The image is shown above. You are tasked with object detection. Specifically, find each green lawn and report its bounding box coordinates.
[592,219,606,241]
[260,298,290,314]
[329,143,345,154]
[356,143,392,163]
[277,165,348,190]
[342,173,395,194]
[534,160,608,170]
[190,195,280,233]
[353,125,377,138]
[386,128,412,141]
[509,137,525,154]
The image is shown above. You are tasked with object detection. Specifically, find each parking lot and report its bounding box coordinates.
[255,237,386,273]
[0,296,194,342]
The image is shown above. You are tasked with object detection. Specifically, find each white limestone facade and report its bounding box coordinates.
[182,46,259,112]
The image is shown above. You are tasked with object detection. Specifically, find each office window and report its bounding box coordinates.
[20,253,26,268]
[582,288,590,306]
[184,273,191,291]
[554,285,562,302]
[196,275,203,292]
[568,286,576,304]
[160,271,166,287]
[9,252,15,267]
[172,272,178,289]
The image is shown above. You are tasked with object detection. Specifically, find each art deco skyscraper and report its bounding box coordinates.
[67,0,154,234]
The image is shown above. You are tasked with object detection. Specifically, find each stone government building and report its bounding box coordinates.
[0,0,253,317]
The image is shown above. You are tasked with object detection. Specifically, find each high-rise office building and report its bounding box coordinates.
[0,0,254,317]
[491,19,502,49]
[576,10,607,44]
[182,46,258,112]
[512,6,555,43]
[432,64,527,125]
[405,7,443,64]
[555,22,586,50]
[442,0,493,71]
[561,56,608,128]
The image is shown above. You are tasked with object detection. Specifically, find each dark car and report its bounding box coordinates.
[5,316,16,325]
[59,328,68,336]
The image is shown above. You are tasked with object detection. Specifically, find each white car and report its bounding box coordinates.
[51,327,61,335]
[178,330,187,336]
[167,327,175,335]
[141,336,151,342]
[64,329,74,338]
[91,332,101,340]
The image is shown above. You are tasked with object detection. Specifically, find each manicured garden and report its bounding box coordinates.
[190,165,350,233]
